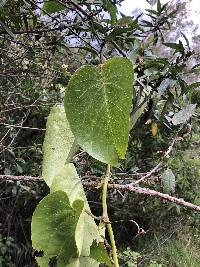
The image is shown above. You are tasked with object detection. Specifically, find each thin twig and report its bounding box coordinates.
[0,175,43,182]
[132,135,178,185]
[0,123,45,131]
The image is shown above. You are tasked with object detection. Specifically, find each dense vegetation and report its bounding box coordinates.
[0,0,200,266]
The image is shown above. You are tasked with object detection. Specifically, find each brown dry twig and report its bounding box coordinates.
[1,174,200,213]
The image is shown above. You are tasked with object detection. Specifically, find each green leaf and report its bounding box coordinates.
[145,9,158,16]
[31,191,84,267]
[157,0,162,15]
[161,168,175,194]
[164,42,184,52]
[51,164,104,257]
[103,0,117,26]
[64,57,134,166]
[172,104,196,125]
[43,1,66,13]
[90,241,113,267]
[0,20,15,40]
[157,78,176,98]
[130,101,147,130]
[181,32,189,48]
[42,105,75,187]
[187,82,200,91]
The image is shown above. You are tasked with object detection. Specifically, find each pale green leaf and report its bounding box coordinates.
[51,164,104,257]
[157,78,176,98]
[31,191,84,267]
[172,104,196,125]
[42,105,75,187]
[161,168,176,194]
[43,1,66,13]
[64,57,134,166]
[67,256,99,267]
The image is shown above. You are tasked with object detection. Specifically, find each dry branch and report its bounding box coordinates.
[1,174,200,213]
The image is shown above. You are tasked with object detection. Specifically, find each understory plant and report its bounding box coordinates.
[31,57,134,267]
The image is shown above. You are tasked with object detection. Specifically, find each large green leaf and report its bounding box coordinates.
[51,164,104,257]
[64,57,134,166]
[31,191,84,267]
[42,105,75,187]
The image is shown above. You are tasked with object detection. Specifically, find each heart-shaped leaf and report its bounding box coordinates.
[64,57,134,166]
[42,105,76,187]
[31,191,84,267]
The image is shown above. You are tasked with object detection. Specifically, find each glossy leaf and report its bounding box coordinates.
[172,104,196,125]
[64,57,134,166]
[51,164,104,257]
[42,105,75,187]
[32,191,84,267]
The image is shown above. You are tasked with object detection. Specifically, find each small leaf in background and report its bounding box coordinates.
[43,1,66,13]
[157,78,176,98]
[31,191,84,267]
[172,104,196,125]
[103,0,117,26]
[164,42,184,53]
[161,168,176,194]
[90,241,113,267]
[181,31,190,48]
[42,105,75,187]
[130,101,147,130]
[0,20,16,40]
[157,0,162,15]
[64,57,134,166]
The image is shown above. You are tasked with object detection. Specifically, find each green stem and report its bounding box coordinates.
[102,165,119,267]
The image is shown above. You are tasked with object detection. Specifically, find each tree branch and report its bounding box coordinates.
[83,180,200,213]
[1,174,200,213]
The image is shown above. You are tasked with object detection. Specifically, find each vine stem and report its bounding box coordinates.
[102,164,119,267]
